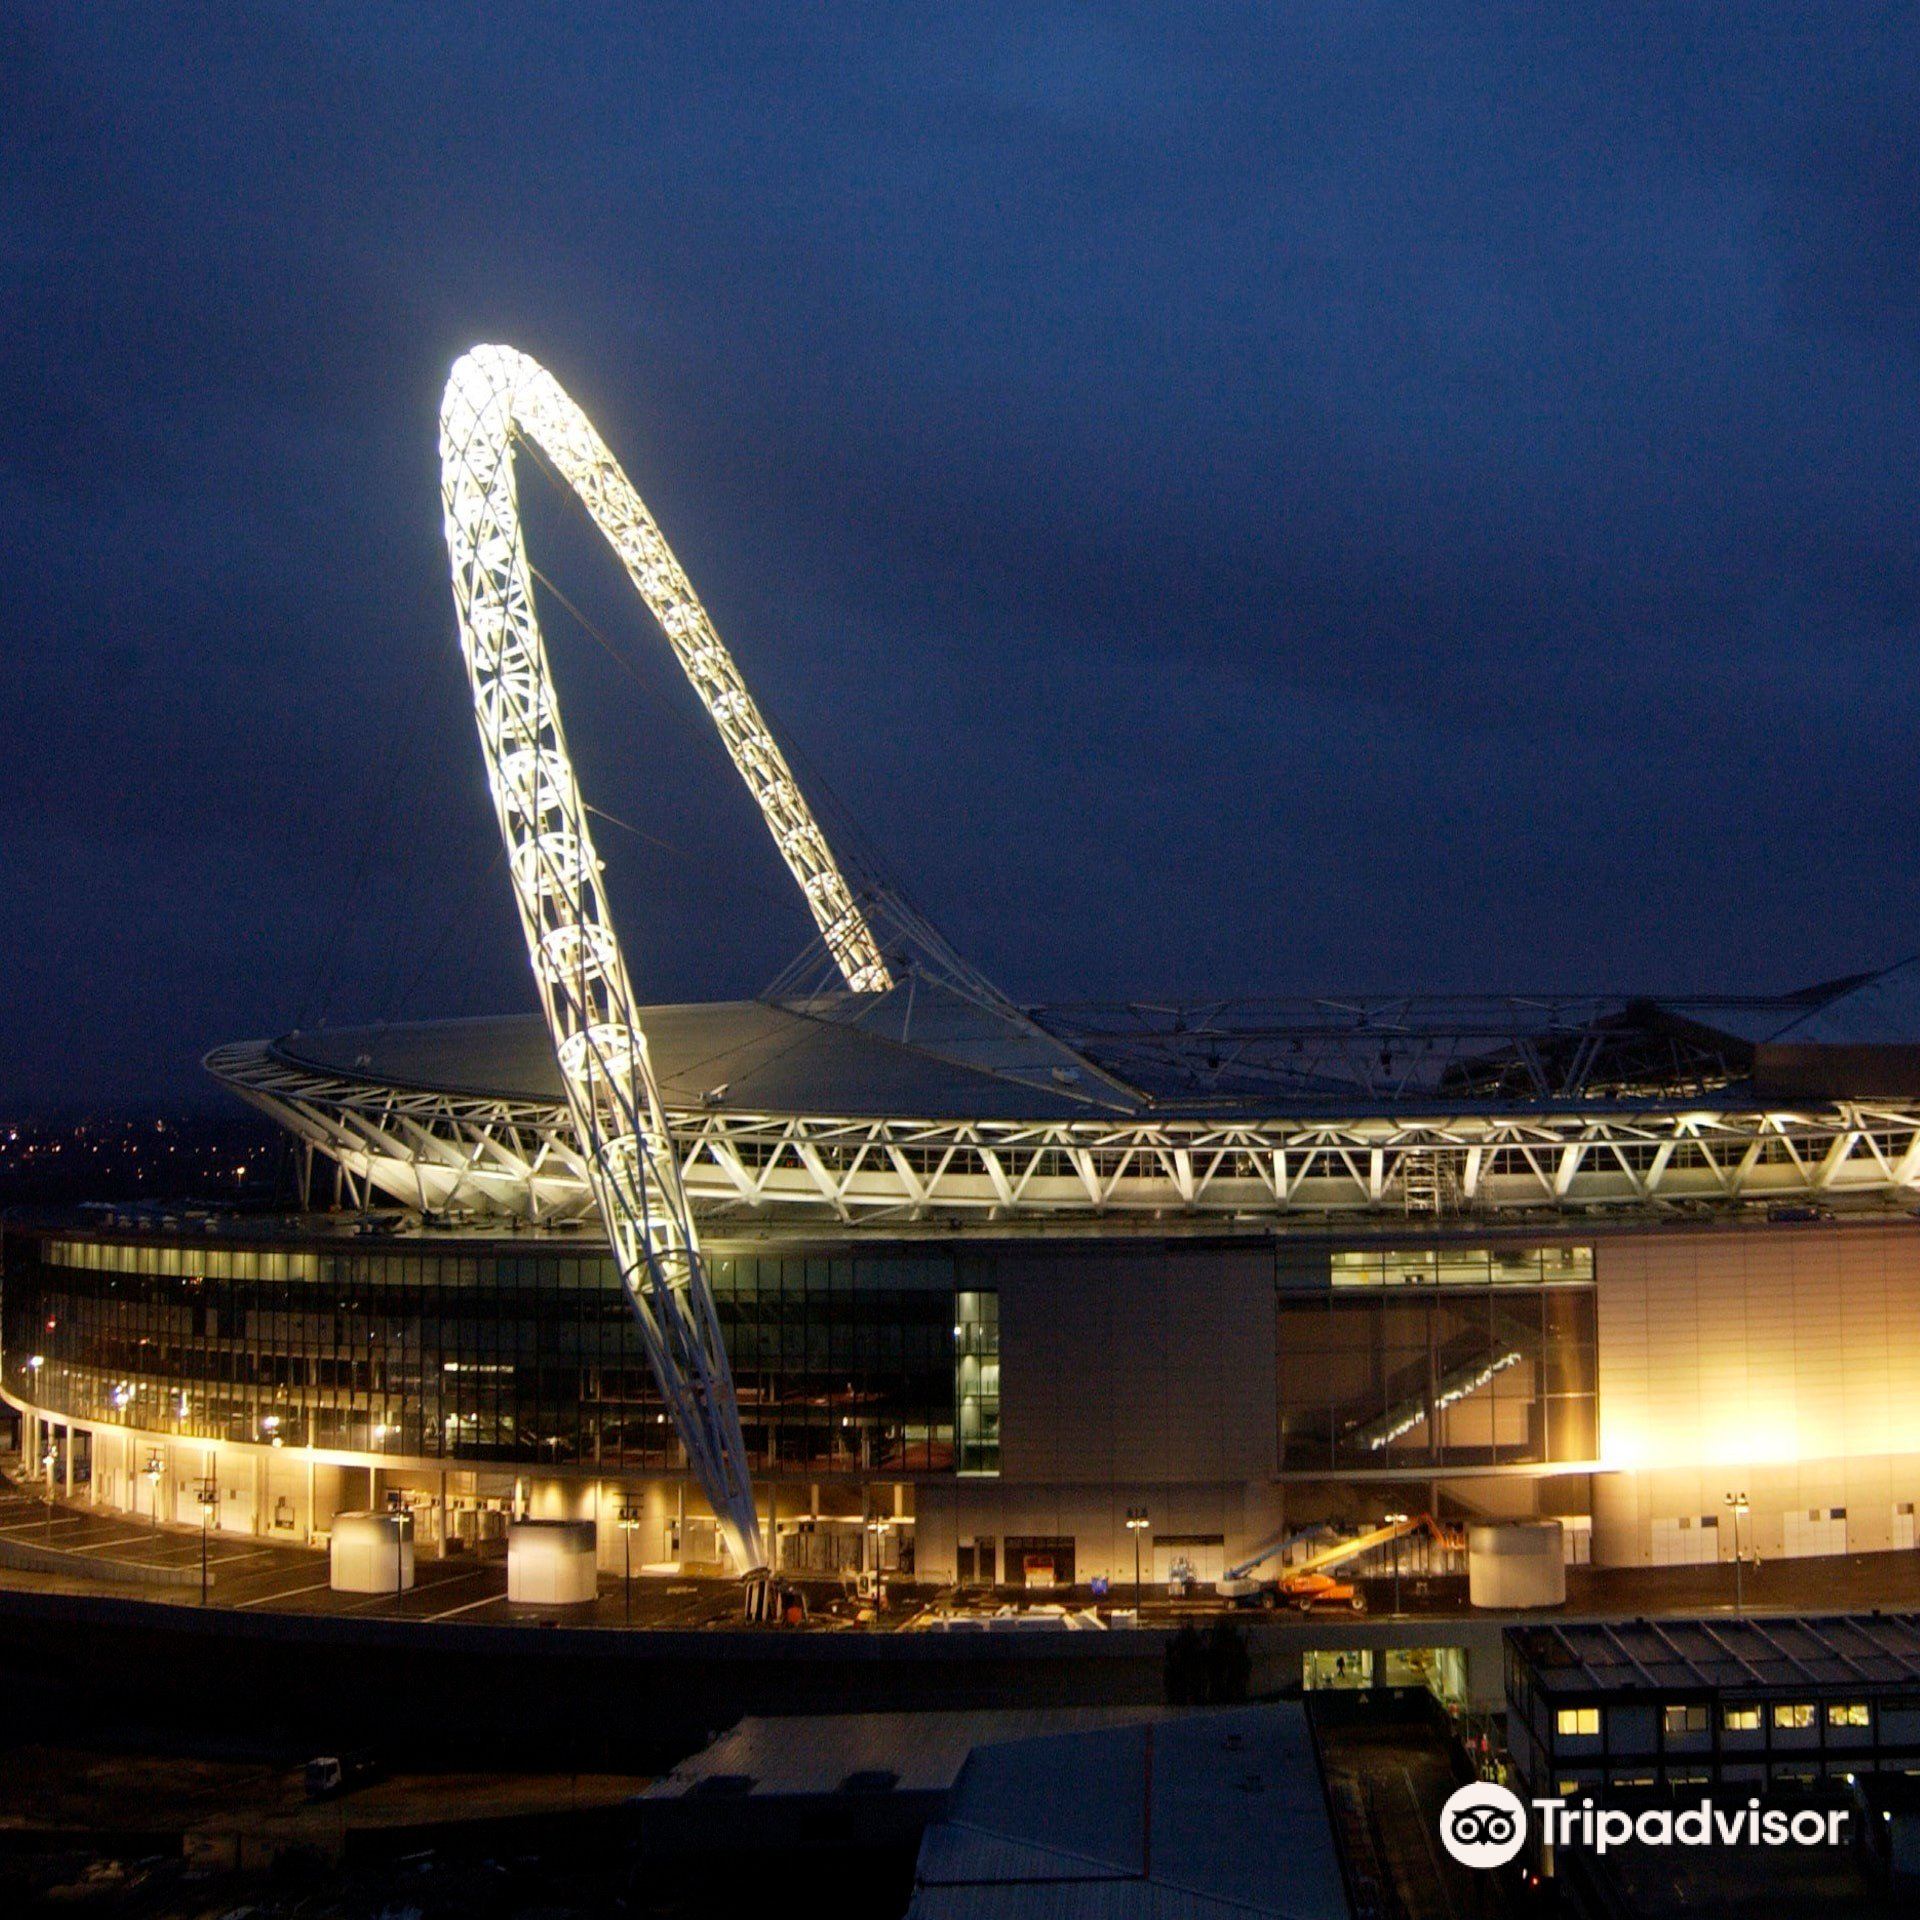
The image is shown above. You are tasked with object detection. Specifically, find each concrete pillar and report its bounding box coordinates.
[63,1424,73,1498]
[438,1471,449,1560]
[305,1454,317,1544]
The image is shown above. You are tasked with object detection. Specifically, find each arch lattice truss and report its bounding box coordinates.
[438,344,884,1573]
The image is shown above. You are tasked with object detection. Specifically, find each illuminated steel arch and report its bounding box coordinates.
[438,344,884,1572]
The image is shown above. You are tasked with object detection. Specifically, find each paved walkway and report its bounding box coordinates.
[0,1479,747,1628]
[9,1474,1920,1632]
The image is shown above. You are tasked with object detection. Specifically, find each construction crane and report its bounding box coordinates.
[1216,1514,1462,1609]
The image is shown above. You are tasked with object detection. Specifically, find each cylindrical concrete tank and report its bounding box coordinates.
[330,1511,415,1594]
[507,1519,598,1605]
[1468,1520,1566,1609]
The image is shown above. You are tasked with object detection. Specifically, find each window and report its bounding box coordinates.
[1774,1704,1816,1730]
[954,1290,1000,1476]
[1328,1244,1593,1288]
[1277,1282,1597,1472]
[1556,1707,1600,1737]
[1724,1705,1762,1732]
[1829,1703,1870,1728]
[1663,1704,1708,1736]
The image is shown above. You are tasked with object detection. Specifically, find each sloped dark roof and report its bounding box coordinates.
[266,957,1920,1121]
[274,982,1124,1123]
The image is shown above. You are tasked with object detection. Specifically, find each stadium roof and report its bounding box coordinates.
[262,957,1920,1124]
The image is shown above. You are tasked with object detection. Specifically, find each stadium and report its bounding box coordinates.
[11,346,1920,1599]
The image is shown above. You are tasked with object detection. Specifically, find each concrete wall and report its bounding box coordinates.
[912,1240,1286,1584]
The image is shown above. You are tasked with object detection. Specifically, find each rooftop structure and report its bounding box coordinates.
[211,961,1920,1226]
[1505,1614,1920,1800]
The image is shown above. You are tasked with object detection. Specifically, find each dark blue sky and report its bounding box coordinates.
[7,6,1920,1105]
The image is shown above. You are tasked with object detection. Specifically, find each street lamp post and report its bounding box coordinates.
[1726,1491,1750,1613]
[385,1492,409,1609]
[1384,1511,1409,1618]
[42,1445,56,1542]
[144,1451,163,1533]
[1125,1507,1150,1617]
[196,1476,218,1606]
[618,1502,641,1628]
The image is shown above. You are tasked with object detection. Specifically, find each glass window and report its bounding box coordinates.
[1278,1279,1594,1472]
[1829,1703,1870,1728]
[1556,1707,1600,1737]
[955,1290,1000,1476]
[1663,1704,1708,1736]
[1724,1705,1762,1731]
[1774,1704,1816,1730]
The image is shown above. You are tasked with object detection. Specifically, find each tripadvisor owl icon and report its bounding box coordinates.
[1439,1781,1528,1868]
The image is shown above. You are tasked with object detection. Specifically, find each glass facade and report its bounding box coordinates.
[1328,1244,1593,1288]
[1277,1241,1598,1472]
[954,1289,1001,1475]
[7,1221,1605,1491]
[3,1228,971,1475]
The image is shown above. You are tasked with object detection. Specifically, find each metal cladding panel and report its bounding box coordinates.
[1595,1224,1920,1562]
[996,1244,1275,1488]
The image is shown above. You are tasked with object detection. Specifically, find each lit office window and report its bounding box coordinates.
[1556,1707,1600,1737]
[1830,1703,1870,1728]
[954,1290,1000,1477]
[1723,1705,1761,1732]
[1774,1704,1816,1730]
[1328,1245,1593,1288]
[1663,1704,1708,1736]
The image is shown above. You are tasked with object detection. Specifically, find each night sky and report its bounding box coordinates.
[8,8,1920,1107]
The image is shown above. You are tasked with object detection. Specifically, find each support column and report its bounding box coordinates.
[306,1453,317,1544]
[63,1422,74,1497]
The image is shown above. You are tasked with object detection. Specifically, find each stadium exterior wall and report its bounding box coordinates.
[5,1213,1920,1584]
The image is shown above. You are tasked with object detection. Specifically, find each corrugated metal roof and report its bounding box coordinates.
[1514,1613,1920,1694]
[907,1705,1348,1920]
[643,1708,1175,1800]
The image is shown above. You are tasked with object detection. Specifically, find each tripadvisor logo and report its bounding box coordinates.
[1438,1781,1851,1868]
[1439,1783,1528,1868]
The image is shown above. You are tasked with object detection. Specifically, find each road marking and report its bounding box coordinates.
[334,1568,491,1615]
[427,1588,508,1620]
[233,1577,335,1609]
